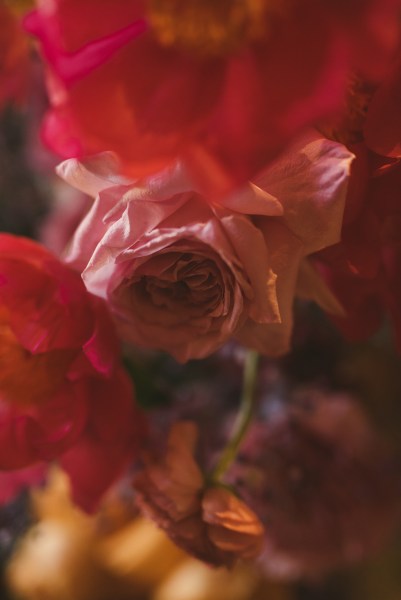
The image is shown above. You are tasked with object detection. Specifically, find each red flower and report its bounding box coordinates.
[313,146,401,350]
[0,234,142,511]
[26,0,401,197]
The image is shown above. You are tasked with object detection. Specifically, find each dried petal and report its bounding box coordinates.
[203,487,265,560]
[134,422,265,567]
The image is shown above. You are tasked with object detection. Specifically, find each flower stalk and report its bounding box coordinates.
[209,349,259,482]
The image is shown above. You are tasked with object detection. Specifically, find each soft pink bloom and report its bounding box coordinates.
[0,234,142,512]
[60,134,353,362]
[25,0,400,196]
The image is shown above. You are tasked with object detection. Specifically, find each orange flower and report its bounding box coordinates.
[134,422,265,567]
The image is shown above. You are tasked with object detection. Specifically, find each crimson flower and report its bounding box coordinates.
[313,145,401,350]
[0,234,143,511]
[26,0,401,196]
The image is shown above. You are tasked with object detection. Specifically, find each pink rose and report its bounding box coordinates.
[60,134,353,362]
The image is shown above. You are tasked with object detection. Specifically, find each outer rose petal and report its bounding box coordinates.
[254,132,355,254]
[236,222,304,356]
[55,152,132,198]
[60,164,192,278]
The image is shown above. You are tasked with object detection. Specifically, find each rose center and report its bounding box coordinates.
[146,0,282,56]
[133,253,225,316]
[0,307,74,407]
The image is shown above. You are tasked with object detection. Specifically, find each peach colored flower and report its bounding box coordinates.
[60,134,352,362]
[134,422,264,567]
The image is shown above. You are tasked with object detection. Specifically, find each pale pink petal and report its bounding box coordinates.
[219,183,283,217]
[220,214,280,324]
[65,189,128,274]
[254,131,354,254]
[56,152,131,198]
[236,222,304,356]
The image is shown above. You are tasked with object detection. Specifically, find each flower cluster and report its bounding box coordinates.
[0,0,400,588]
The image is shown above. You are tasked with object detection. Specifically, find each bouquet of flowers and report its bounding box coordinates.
[0,1,401,598]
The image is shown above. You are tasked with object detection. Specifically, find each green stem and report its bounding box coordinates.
[209,349,259,483]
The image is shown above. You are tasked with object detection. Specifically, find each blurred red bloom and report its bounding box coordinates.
[313,145,401,350]
[26,0,401,197]
[0,234,142,511]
